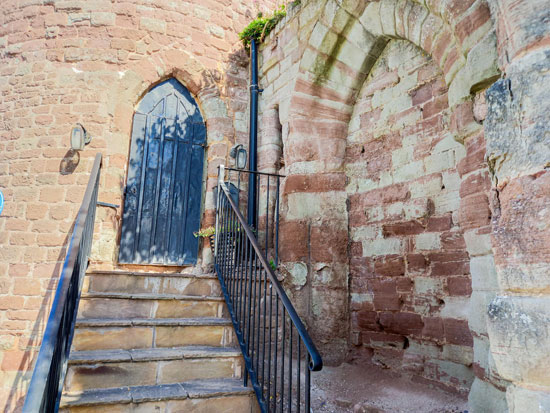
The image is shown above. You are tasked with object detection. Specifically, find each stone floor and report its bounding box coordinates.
[311,362,468,413]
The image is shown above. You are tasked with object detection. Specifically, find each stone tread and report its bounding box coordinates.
[75,317,232,327]
[87,270,218,279]
[60,379,252,407]
[68,346,242,364]
[80,292,225,301]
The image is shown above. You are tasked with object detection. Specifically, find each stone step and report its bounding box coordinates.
[72,318,237,351]
[60,379,259,412]
[77,292,227,319]
[83,271,222,297]
[64,347,244,393]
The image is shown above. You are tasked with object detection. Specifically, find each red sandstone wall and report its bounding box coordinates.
[0,0,276,410]
[346,40,491,394]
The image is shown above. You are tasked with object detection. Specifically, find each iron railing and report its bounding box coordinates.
[214,165,322,412]
[23,153,102,413]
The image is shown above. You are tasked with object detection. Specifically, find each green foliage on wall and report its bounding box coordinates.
[239,5,287,49]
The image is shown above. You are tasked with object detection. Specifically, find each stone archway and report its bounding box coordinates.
[279,0,504,404]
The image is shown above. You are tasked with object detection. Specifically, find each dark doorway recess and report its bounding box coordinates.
[119,78,205,265]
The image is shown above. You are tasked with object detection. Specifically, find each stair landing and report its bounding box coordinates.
[60,270,258,413]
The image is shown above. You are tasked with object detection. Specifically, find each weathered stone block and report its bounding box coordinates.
[487,296,550,386]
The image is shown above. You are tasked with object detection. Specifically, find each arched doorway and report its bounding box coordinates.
[119,78,206,265]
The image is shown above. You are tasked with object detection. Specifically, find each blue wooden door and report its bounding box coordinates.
[119,79,205,265]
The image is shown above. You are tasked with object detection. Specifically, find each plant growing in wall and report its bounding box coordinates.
[239,4,287,48]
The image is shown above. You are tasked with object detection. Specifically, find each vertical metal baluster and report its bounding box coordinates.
[229,205,235,301]
[297,340,301,413]
[265,176,270,258]
[237,170,241,210]
[256,173,261,243]
[219,195,226,280]
[275,176,280,267]
[280,308,286,413]
[253,248,260,376]
[235,220,244,330]
[267,281,273,410]
[305,354,311,413]
[245,237,254,369]
[222,196,230,282]
[256,258,263,383]
[288,326,293,413]
[239,222,248,337]
[262,265,268,397]
[274,295,279,411]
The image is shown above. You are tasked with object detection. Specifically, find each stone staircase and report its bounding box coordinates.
[59,270,258,412]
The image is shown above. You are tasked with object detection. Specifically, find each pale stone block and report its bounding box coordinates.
[403,199,431,219]
[434,190,461,214]
[442,343,474,366]
[139,17,166,34]
[414,276,444,295]
[433,359,474,389]
[449,30,499,107]
[415,232,441,250]
[464,230,493,256]
[507,385,550,413]
[337,40,369,74]
[470,255,499,292]
[409,175,443,198]
[358,2,383,36]
[345,18,377,52]
[469,291,493,335]
[441,297,470,320]
[309,22,329,49]
[393,160,424,183]
[286,192,347,221]
[379,0,398,37]
[288,262,308,287]
[91,12,114,26]
[193,5,211,20]
[468,378,509,413]
[442,171,461,192]
[488,296,550,386]
[386,201,405,218]
[363,237,402,256]
[350,225,378,242]
[207,25,225,39]
[201,97,227,118]
[424,151,455,174]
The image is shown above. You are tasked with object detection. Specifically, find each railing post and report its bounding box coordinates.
[215,164,224,258]
[213,169,322,413]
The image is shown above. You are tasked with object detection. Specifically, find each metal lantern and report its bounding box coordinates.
[70,123,91,151]
[230,144,247,169]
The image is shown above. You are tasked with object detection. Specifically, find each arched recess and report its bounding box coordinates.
[106,50,232,265]
[279,0,504,399]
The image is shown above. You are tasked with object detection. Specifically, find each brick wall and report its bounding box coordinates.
[0,0,276,410]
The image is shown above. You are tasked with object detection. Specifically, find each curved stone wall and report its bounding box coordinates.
[0,0,276,410]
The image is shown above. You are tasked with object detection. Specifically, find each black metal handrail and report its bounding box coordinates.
[23,153,102,413]
[215,165,322,413]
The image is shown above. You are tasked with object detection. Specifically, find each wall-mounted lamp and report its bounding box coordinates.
[70,123,92,151]
[230,144,247,170]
